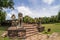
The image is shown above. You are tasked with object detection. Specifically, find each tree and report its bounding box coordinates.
[0,0,14,10]
[23,15,34,24]
[55,16,58,22]
[0,0,14,26]
[0,10,6,25]
[34,18,39,23]
[57,11,60,22]
[42,17,48,24]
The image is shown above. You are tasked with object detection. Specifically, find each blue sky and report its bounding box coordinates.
[5,0,60,20]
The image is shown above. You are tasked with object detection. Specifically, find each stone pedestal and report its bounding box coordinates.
[7,13,26,40]
[37,27,45,32]
[8,27,26,39]
[37,17,45,32]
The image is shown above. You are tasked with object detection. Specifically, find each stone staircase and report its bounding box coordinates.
[23,24,38,38]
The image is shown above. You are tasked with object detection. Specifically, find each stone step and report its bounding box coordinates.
[26,30,38,34]
[26,32,38,38]
[23,26,37,30]
[23,25,37,28]
[23,24,38,38]
[25,27,38,32]
[23,25,33,27]
[24,26,37,29]
[24,27,35,28]
[26,29,38,32]
[26,28,38,37]
[24,28,35,30]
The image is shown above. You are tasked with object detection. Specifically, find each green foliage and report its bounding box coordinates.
[34,18,40,23]
[23,15,35,23]
[58,11,60,21]
[0,0,14,10]
[23,11,60,24]
[0,0,14,26]
[0,10,6,24]
[42,17,49,23]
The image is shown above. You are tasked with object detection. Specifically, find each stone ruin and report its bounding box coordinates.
[1,13,26,40]
[1,12,45,40]
[36,17,45,32]
[8,13,26,39]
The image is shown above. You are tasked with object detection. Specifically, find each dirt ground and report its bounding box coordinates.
[25,33,60,40]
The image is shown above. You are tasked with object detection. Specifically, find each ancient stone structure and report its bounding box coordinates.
[1,13,45,40]
[37,17,41,27]
[11,14,16,26]
[37,17,45,32]
[18,13,23,27]
[8,13,26,40]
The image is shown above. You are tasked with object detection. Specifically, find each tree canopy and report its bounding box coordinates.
[23,15,35,23]
[23,11,60,24]
[0,10,6,23]
[0,0,14,25]
[0,0,14,10]
[58,11,60,21]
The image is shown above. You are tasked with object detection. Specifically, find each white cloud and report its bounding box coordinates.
[16,6,33,17]
[6,10,18,20]
[42,0,54,5]
[6,5,60,20]
[31,5,60,17]
[6,13,11,20]
[6,6,34,20]
[40,5,60,17]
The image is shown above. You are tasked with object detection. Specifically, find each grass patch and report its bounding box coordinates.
[0,26,8,31]
[42,23,60,34]
[0,26,9,40]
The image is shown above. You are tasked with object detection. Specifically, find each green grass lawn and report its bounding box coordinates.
[0,23,60,40]
[0,26,9,40]
[42,23,60,34]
